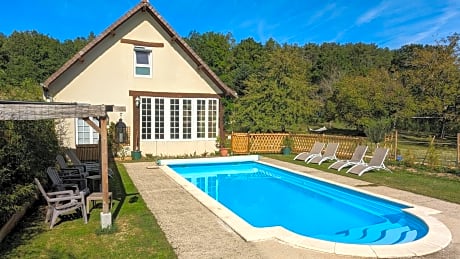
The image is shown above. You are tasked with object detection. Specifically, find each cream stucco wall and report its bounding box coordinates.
[49,10,221,156]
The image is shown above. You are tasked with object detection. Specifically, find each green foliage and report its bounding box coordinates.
[0,120,59,225]
[425,138,440,167]
[332,69,414,129]
[397,35,460,137]
[184,30,459,136]
[231,45,320,132]
[184,31,234,85]
[402,149,416,167]
[363,118,392,144]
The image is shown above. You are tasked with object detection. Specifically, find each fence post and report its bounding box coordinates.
[247,133,250,154]
[394,130,398,160]
[457,133,460,167]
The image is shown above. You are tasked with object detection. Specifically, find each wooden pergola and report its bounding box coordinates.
[0,100,120,228]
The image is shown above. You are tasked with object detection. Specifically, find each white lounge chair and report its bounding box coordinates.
[293,142,325,162]
[347,147,391,176]
[329,145,368,171]
[308,143,339,165]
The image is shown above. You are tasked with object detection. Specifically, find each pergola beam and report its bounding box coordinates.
[0,101,109,120]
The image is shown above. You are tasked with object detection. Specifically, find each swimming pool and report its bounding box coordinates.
[159,156,451,257]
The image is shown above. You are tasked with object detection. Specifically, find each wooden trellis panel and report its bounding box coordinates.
[231,132,365,159]
[249,133,287,153]
[291,134,322,153]
[231,133,250,154]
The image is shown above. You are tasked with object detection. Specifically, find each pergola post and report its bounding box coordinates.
[457,133,460,167]
[99,116,112,228]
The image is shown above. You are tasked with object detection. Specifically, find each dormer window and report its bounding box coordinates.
[134,46,152,77]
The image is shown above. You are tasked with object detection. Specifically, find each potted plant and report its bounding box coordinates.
[216,135,230,156]
[281,135,293,155]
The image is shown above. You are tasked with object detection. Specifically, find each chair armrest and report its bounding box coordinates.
[60,169,88,178]
[70,164,87,172]
[47,190,75,197]
[60,168,81,175]
[48,194,83,203]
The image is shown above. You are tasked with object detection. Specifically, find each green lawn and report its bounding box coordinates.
[265,154,460,204]
[0,163,176,259]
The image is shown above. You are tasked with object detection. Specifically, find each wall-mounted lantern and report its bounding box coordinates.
[115,118,127,144]
[135,96,141,108]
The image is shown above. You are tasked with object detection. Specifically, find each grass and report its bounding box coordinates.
[0,163,176,259]
[265,154,460,204]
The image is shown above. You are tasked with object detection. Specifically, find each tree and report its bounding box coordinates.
[184,31,234,85]
[399,35,460,137]
[229,37,265,96]
[231,45,320,132]
[331,69,414,129]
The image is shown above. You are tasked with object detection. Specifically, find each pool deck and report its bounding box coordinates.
[123,157,459,259]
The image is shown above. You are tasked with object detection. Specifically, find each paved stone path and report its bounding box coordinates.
[123,158,459,259]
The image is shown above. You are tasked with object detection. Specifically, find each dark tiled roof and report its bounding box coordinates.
[43,0,237,97]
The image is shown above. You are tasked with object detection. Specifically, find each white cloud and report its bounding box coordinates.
[356,1,390,25]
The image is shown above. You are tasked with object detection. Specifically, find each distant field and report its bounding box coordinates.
[397,132,457,168]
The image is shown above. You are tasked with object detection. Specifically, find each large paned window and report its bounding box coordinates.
[154,99,164,139]
[207,99,217,138]
[170,99,180,139]
[134,46,152,77]
[182,99,192,139]
[140,97,218,141]
[141,98,152,140]
[196,100,206,138]
[75,118,99,144]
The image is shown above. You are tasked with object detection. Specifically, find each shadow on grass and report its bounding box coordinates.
[0,203,47,256]
[108,162,139,222]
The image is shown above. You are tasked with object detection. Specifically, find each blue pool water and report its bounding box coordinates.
[168,161,428,245]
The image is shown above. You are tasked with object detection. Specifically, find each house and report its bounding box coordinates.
[42,0,237,157]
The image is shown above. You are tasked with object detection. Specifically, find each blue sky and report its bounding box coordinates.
[1,0,459,49]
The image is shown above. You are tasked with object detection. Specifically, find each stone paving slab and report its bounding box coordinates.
[123,158,459,259]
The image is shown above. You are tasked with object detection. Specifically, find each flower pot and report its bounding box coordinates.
[219,148,229,157]
[282,147,291,155]
[131,150,142,160]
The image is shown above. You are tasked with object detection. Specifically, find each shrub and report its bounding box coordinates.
[364,119,392,144]
[0,120,59,226]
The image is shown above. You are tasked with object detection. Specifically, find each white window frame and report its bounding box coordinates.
[75,118,99,145]
[140,97,219,141]
[133,46,152,78]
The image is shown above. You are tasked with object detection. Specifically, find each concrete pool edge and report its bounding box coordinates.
[159,156,452,258]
